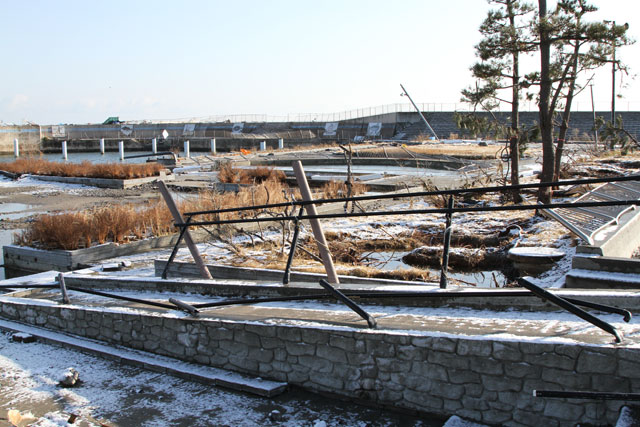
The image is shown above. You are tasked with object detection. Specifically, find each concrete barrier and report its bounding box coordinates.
[0,298,636,426]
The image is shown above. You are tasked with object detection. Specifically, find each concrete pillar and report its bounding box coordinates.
[184,140,190,158]
[260,141,266,151]
[152,138,157,154]
[278,138,284,150]
[119,140,124,161]
[13,138,19,158]
[62,141,68,160]
[99,138,105,155]
[210,138,216,154]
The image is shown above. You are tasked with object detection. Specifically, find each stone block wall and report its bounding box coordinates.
[1,299,638,426]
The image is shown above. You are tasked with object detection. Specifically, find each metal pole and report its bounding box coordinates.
[400,83,438,140]
[319,279,376,328]
[534,390,640,401]
[13,138,19,158]
[519,277,623,343]
[119,140,124,161]
[62,140,68,160]
[440,196,454,289]
[292,161,340,285]
[157,181,212,280]
[58,273,69,304]
[283,207,304,285]
[100,138,105,155]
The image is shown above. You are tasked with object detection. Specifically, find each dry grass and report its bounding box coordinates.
[14,179,299,250]
[218,163,286,184]
[320,180,368,199]
[0,157,165,179]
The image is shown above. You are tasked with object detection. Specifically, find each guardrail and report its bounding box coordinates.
[161,174,640,341]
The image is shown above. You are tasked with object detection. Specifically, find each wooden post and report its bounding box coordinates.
[292,161,339,284]
[58,273,69,304]
[157,181,212,280]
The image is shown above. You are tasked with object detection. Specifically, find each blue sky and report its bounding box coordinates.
[1,0,638,124]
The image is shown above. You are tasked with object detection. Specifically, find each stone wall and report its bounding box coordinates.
[1,298,638,426]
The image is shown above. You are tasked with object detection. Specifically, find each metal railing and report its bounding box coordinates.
[159,174,640,340]
[128,100,640,125]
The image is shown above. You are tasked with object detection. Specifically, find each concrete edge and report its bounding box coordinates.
[0,318,288,397]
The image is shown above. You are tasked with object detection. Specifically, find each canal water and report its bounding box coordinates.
[0,152,154,164]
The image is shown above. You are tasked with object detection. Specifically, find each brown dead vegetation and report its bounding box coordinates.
[320,180,368,199]
[218,163,286,184]
[0,157,165,179]
[402,246,507,271]
[14,179,298,250]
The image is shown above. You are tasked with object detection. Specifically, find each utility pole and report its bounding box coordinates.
[399,84,438,140]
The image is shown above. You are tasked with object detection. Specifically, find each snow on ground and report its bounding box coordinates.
[0,331,436,426]
[0,175,91,194]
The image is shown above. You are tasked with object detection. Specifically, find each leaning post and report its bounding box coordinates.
[292,161,340,285]
[157,181,212,280]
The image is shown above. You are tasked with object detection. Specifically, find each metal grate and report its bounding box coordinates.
[545,180,640,245]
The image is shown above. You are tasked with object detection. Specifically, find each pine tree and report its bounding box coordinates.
[461,0,537,202]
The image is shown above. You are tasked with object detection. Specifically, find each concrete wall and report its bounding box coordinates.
[0,125,41,154]
[1,299,637,426]
[3,111,639,154]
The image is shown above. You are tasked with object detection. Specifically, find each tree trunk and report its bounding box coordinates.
[508,0,522,203]
[554,34,581,182]
[537,0,555,204]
